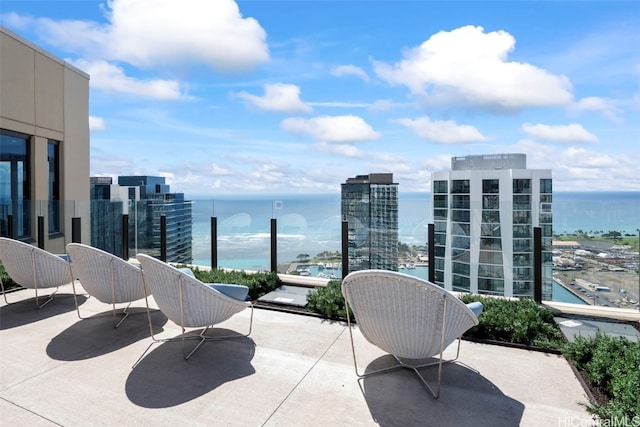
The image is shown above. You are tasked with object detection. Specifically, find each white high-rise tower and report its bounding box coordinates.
[431,154,552,299]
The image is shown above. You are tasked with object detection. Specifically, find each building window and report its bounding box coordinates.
[451,209,470,223]
[482,210,500,223]
[433,209,448,220]
[483,195,499,209]
[451,180,470,194]
[452,262,470,276]
[452,274,470,291]
[0,129,31,239]
[513,179,531,194]
[433,194,448,208]
[451,195,469,209]
[513,194,531,210]
[513,211,531,224]
[540,178,552,193]
[481,223,501,237]
[479,250,503,264]
[478,278,504,294]
[48,140,60,234]
[433,180,448,194]
[482,179,499,193]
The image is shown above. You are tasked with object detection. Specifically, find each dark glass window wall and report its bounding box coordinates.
[0,129,31,239]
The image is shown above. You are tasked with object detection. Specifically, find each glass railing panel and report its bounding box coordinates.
[274,195,342,275]
[191,198,273,271]
[0,192,636,317]
[551,192,639,310]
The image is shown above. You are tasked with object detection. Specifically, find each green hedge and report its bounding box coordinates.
[459,294,567,350]
[306,279,352,319]
[0,262,20,291]
[563,332,640,422]
[186,267,281,301]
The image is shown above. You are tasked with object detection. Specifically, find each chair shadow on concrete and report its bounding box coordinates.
[126,328,256,408]
[0,291,87,330]
[46,308,166,361]
[360,355,525,427]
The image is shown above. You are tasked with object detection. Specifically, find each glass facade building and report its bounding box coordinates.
[341,173,398,272]
[90,177,124,257]
[89,176,193,263]
[431,154,553,299]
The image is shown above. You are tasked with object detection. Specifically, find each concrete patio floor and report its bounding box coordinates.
[1,284,594,426]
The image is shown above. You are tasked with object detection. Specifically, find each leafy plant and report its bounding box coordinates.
[0,262,19,291]
[563,332,640,423]
[186,267,281,300]
[459,294,566,350]
[306,279,352,319]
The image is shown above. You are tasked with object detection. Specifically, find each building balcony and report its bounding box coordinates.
[1,284,600,426]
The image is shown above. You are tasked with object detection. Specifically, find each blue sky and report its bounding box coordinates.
[2,0,639,196]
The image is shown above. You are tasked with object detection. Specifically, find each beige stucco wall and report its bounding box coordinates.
[0,26,90,252]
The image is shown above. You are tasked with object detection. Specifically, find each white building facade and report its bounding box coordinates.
[431,154,553,299]
[1,26,90,252]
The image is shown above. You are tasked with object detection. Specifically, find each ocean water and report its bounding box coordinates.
[190,191,640,271]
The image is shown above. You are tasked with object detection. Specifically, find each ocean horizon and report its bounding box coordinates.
[189,191,640,271]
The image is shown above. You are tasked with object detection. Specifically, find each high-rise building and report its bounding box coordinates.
[431,154,552,299]
[90,177,124,257]
[89,176,192,263]
[117,176,193,264]
[341,173,398,272]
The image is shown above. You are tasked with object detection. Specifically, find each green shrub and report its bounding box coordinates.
[186,267,281,300]
[0,262,20,291]
[563,332,640,422]
[459,294,566,350]
[306,280,352,319]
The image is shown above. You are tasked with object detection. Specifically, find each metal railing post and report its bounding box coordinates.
[270,218,277,273]
[160,215,166,262]
[533,226,542,303]
[121,214,129,260]
[428,223,435,283]
[72,217,82,243]
[341,220,349,279]
[7,214,14,238]
[211,216,218,270]
[37,216,45,249]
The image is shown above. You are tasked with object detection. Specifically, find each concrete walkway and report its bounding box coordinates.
[1,284,594,426]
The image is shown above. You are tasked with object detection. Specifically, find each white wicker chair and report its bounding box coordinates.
[341,269,482,399]
[66,243,150,328]
[135,254,253,362]
[0,237,73,308]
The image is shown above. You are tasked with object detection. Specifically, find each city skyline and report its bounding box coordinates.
[2,0,639,196]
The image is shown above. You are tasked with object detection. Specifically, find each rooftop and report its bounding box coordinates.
[2,284,596,426]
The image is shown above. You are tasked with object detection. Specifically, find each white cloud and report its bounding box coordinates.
[570,97,622,123]
[368,99,413,111]
[331,65,370,82]
[72,59,184,99]
[236,83,312,113]
[89,116,106,131]
[562,147,617,168]
[0,12,35,30]
[210,163,231,175]
[373,25,573,110]
[34,0,269,72]
[281,115,380,143]
[522,123,598,144]
[314,142,362,158]
[502,140,639,191]
[395,116,487,144]
[420,154,457,173]
[308,101,370,108]
[251,163,286,183]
